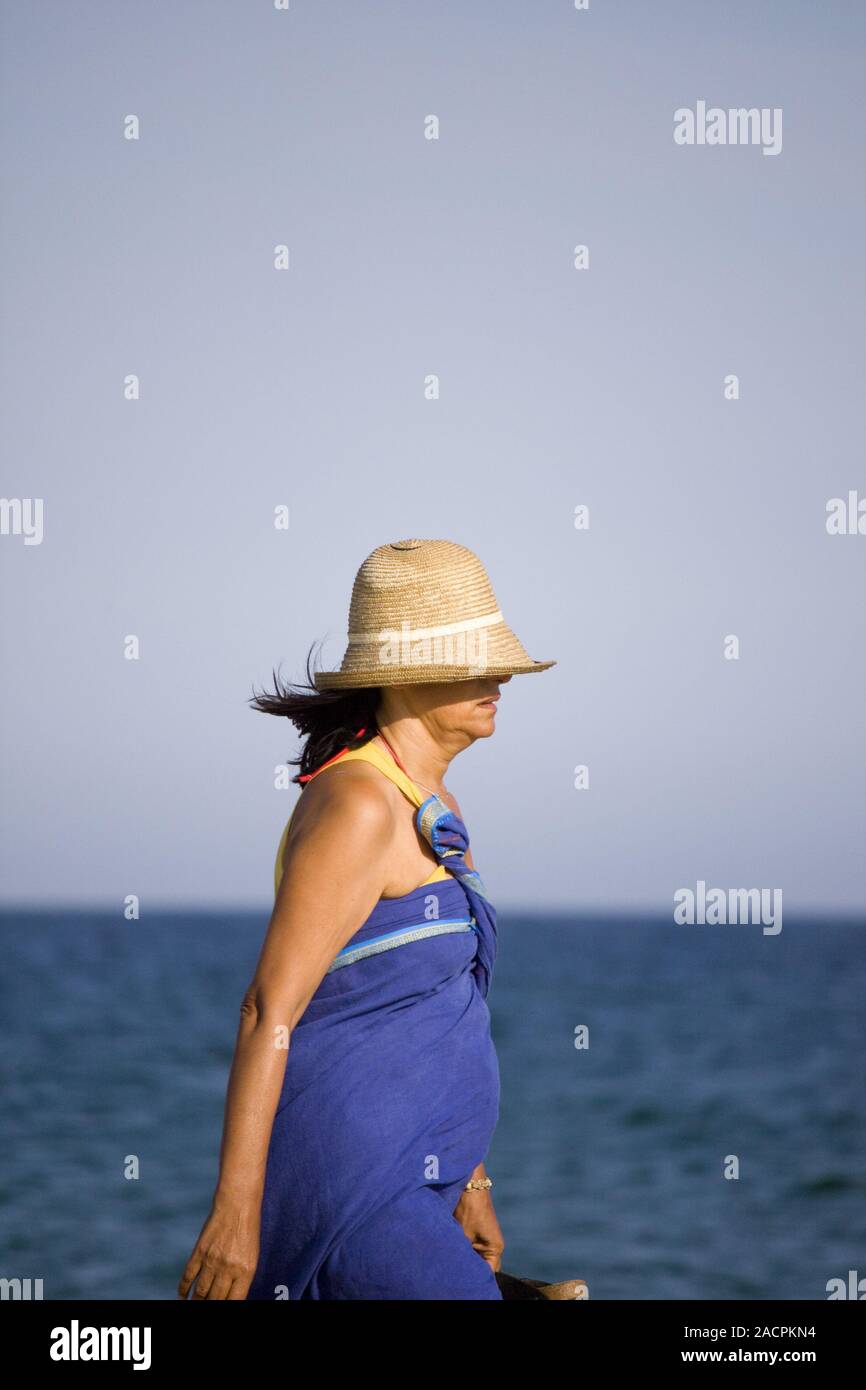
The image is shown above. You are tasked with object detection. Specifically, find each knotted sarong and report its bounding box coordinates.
[245,738,502,1300]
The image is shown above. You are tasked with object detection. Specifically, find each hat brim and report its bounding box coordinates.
[313,659,556,690]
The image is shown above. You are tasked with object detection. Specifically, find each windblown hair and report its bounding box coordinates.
[249,643,381,784]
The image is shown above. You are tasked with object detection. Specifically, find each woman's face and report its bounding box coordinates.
[378,676,512,746]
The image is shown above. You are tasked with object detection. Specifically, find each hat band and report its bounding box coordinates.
[347,610,504,644]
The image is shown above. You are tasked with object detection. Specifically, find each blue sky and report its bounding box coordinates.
[1,1,863,913]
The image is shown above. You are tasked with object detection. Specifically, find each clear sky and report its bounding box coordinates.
[1,1,863,914]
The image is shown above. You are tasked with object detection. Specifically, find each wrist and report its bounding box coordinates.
[213,1181,263,1216]
[463,1167,493,1193]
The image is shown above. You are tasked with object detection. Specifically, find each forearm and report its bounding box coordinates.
[213,999,293,1211]
[454,1159,504,1268]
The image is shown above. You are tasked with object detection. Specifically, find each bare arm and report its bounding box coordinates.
[178,770,394,1300]
[454,1162,504,1271]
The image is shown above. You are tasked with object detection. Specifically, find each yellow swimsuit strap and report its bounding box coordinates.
[273,739,451,897]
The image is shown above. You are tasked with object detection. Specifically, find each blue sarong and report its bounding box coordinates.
[246,793,502,1300]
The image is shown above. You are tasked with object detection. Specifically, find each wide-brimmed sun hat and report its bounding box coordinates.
[313,538,556,690]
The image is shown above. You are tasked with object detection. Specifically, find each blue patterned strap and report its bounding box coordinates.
[328,918,475,973]
[415,794,498,999]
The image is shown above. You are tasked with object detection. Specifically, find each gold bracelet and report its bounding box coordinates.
[464,1176,493,1191]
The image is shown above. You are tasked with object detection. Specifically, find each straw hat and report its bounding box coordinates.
[313,538,556,689]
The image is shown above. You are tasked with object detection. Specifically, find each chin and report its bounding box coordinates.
[471,713,498,738]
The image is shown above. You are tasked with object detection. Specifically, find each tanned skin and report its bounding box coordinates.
[177,675,510,1300]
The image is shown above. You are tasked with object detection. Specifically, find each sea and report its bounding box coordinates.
[1,908,863,1301]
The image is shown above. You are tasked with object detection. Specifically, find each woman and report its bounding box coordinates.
[178,538,555,1300]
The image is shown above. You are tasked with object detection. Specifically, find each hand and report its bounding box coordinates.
[453,1186,505,1272]
[178,1197,261,1301]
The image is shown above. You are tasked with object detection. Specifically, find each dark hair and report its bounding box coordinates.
[249,643,381,784]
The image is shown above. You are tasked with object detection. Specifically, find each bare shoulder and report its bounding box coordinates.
[286,760,399,846]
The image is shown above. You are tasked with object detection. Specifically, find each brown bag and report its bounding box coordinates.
[495,1271,589,1300]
